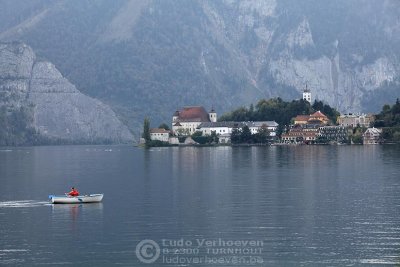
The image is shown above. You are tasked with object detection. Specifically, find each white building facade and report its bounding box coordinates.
[150,128,170,142]
[338,114,374,128]
[243,121,279,137]
[172,106,216,135]
[362,127,382,144]
[196,122,240,136]
[303,86,311,103]
[197,121,279,143]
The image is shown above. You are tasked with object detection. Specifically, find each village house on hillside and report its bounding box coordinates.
[283,110,331,144]
[282,123,320,144]
[283,110,347,144]
[362,127,382,144]
[337,113,374,128]
[318,126,348,143]
[293,111,330,125]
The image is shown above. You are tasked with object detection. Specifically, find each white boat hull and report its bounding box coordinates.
[50,194,103,204]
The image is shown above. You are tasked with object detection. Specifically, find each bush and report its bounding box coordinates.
[393,131,400,142]
[191,136,210,144]
[191,131,218,145]
[351,135,363,144]
[146,140,169,147]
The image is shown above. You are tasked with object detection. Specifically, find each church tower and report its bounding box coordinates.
[172,110,179,123]
[209,108,217,122]
[303,84,311,103]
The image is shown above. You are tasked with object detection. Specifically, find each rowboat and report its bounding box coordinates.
[49,194,103,204]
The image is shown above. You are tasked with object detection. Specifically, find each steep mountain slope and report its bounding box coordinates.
[0,0,398,128]
[0,42,133,143]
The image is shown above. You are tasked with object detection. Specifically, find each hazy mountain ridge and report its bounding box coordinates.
[0,42,133,143]
[0,0,399,129]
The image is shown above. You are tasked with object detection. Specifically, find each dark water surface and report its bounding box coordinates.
[0,145,400,266]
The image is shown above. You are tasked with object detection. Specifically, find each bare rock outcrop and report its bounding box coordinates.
[0,42,134,143]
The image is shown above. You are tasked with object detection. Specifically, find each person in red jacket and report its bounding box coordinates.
[67,187,79,197]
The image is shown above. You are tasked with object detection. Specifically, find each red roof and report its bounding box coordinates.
[310,111,327,118]
[176,106,210,122]
[294,115,310,121]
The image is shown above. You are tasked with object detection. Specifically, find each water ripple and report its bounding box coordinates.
[0,200,50,208]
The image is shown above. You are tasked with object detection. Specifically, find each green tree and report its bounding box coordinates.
[351,134,363,144]
[393,131,400,142]
[0,105,44,146]
[248,103,255,119]
[315,136,328,144]
[158,123,170,130]
[240,125,252,143]
[230,128,241,144]
[382,104,391,113]
[191,131,219,145]
[191,131,208,144]
[176,128,190,136]
[374,100,400,127]
[192,131,202,138]
[142,117,151,144]
[312,100,340,124]
[254,125,270,144]
[210,130,219,144]
[219,106,251,122]
[381,128,393,140]
[220,97,317,130]
[0,107,8,146]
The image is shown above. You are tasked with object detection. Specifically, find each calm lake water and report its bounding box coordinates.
[0,145,400,266]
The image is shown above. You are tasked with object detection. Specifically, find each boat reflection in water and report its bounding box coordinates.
[51,203,104,231]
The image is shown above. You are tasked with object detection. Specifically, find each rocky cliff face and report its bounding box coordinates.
[0,0,398,127]
[204,0,400,112]
[0,42,133,143]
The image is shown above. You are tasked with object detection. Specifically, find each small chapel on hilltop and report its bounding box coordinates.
[302,84,312,103]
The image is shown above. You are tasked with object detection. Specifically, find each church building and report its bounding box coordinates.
[172,106,217,135]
